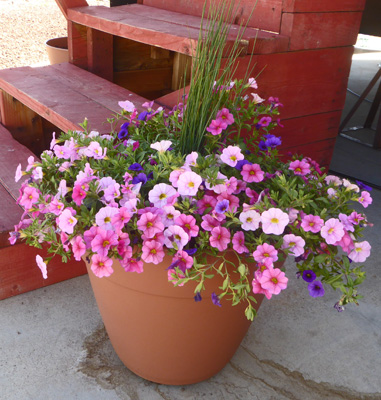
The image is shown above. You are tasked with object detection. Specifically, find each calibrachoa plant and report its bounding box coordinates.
[11,77,373,320]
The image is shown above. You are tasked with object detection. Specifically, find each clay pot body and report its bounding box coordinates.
[85,252,264,385]
[45,37,68,65]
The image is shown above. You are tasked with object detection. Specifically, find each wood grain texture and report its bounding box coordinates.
[142,0,283,33]
[68,21,88,69]
[282,0,366,13]
[0,242,87,300]
[87,28,114,81]
[281,11,363,50]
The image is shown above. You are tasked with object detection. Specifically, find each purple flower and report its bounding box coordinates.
[355,180,372,192]
[128,163,144,171]
[211,292,221,307]
[302,270,316,282]
[308,280,325,297]
[258,140,268,151]
[167,259,180,270]
[215,199,229,214]
[117,122,130,139]
[184,248,197,256]
[138,111,150,121]
[194,292,202,302]
[235,159,252,171]
[147,172,154,181]
[265,135,282,148]
[334,302,345,312]
[132,173,147,185]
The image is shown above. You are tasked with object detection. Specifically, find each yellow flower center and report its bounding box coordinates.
[271,218,279,224]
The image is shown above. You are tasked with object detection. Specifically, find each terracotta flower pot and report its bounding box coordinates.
[84,252,264,385]
[45,37,69,65]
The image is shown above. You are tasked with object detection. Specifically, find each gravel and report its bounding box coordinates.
[0,0,108,69]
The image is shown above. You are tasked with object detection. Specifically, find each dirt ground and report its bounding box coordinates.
[0,0,108,69]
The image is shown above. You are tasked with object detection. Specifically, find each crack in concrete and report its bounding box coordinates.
[239,345,381,400]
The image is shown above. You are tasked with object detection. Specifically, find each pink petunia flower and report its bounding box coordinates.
[220,145,244,167]
[150,140,172,153]
[121,257,144,273]
[333,231,355,254]
[261,208,290,235]
[137,212,164,239]
[289,160,311,176]
[164,225,189,250]
[301,214,324,233]
[90,254,114,278]
[141,240,165,264]
[95,206,119,231]
[71,236,86,261]
[84,141,107,159]
[161,205,181,227]
[357,191,372,208]
[217,192,239,212]
[19,186,40,209]
[349,241,371,263]
[209,226,231,251]
[320,218,345,245]
[241,163,264,183]
[91,229,118,257]
[247,77,258,89]
[239,210,261,231]
[36,255,48,279]
[171,250,194,272]
[200,214,221,232]
[253,243,278,263]
[118,100,135,112]
[148,183,177,208]
[232,231,249,254]
[206,119,225,136]
[15,164,23,182]
[258,267,288,295]
[177,171,202,196]
[197,195,218,215]
[111,207,131,231]
[174,214,199,239]
[216,108,234,128]
[57,209,77,234]
[72,183,88,206]
[282,234,305,257]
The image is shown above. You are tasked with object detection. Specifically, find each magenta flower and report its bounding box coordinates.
[201,214,221,232]
[91,229,118,257]
[216,108,234,127]
[197,195,218,214]
[261,208,290,235]
[174,214,199,239]
[72,183,88,207]
[171,250,194,272]
[19,186,40,209]
[121,257,144,273]
[15,164,23,182]
[141,240,165,264]
[137,212,164,239]
[220,146,244,167]
[90,254,114,278]
[281,234,305,257]
[301,214,324,233]
[259,268,288,295]
[209,226,231,251]
[161,205,181,227]
[57,209,77,234]
[241,163,264,183]
[36,255,48,279]
[206,119,225,136]
[320,218,345,245]
[111,207,131,231]
[247,77,258,89]
[54,144,72,159]
[289,160,311,176]
[334,231,355,254]
[48,198,65,216]
[253,243,278,263]
[348,211,364,225]
[71,236,86,261]
[349,241,371,262]
[84,141,107,159]
[167,268,186,286]
[177,171,202,196]
[357,191,372,208]
[232,231,249,254]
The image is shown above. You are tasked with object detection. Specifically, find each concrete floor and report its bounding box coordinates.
[1,47,381,400]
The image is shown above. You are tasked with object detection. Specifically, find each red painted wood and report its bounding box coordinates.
[142,0,283,33]
[54,0,88,18]
[87,28,114,81]
[0,124,36,201]
[282,0,366,13]
[68,21,88,69]
[232,47,354,120]
[0,242,87,300]
[0,64,150,135]
[281,12,363,50]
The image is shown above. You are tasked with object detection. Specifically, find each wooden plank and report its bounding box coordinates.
[87,28,114,81]
[281,11,363,50]
[0,91,46,156]
[171,53,192,91]
[142,0,283,33]
[54,0,88,19]
[0,64,150,136]
[282,0,366,13]
[0,124,36,201]
[68,21,88,69]
[0,243,87,300]
[231,47,354,120]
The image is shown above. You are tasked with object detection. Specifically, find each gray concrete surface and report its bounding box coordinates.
[1,44,381,400]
